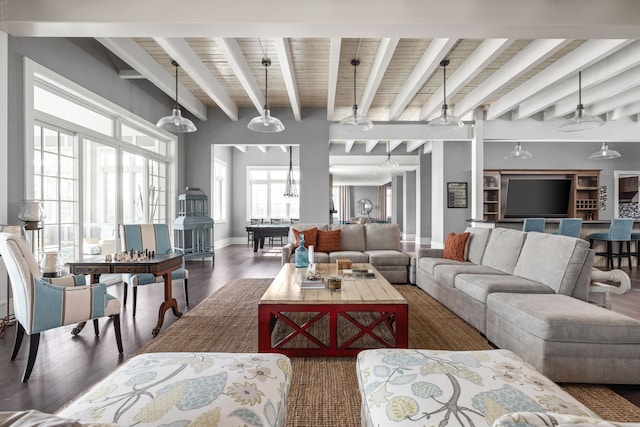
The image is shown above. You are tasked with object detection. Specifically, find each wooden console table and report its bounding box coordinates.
[67,253,184,337]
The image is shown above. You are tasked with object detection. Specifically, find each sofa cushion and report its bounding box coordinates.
[465,227,492,265]
[487,293,640,343]
[365,223,401,251]
[481,228,526,274]
[443,231,470,261]
[365,250,410,266]
[316,229,342,253]
[514,232,590,296]
[328,251,369,263]
[330,224,366,251]
[454,274,554,304]
[289,251,330,264]
[289,223,328,245]
[433,264,505,287]
[418,256,468,275]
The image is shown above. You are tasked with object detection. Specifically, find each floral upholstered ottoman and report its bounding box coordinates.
[356,349,598,427]
[58,352,292,427]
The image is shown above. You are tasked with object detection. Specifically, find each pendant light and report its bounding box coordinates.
[379,141,400,168]
[339,40,374,132]
[248,57,285,133]
[504,142,533,160]
[558,71,604,132]
[156,60,197,133]
[589,142,621,160]
[284,146,298,198]
[427,59,464,131]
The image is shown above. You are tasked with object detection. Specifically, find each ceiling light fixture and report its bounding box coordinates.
[589,142,621,160]
[504,142,533,160]
[379,141,400,168]
[284,145,298,198]
[427,59,464,132]
[248,57,285,133]
[558,71,604,132]
[156,60,197,133]
[339,40,374,132]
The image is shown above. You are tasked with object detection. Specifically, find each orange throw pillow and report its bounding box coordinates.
[293,227,318,249]
[316,229,342,253]
[442,232,471,262]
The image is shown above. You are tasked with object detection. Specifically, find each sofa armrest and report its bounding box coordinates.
[589,268,631,310]
[282,243,294,265]
[417,248,444,259]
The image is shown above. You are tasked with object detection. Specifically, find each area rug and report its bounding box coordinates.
[136,278,640,426]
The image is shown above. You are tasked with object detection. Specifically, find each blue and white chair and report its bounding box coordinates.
[522,218,545,233]
[0,232,123,382]
[588,218,634,269]
[119,224,189,317]
[557,218,582,238]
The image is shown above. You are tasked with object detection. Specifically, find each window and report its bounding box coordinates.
[213,157,226,222]
[247,167,299,221]
[26,59,176,261]
[386,186,393,221]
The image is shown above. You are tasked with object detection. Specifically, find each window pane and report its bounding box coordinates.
[250,170,268,180]
[60,155,74,179]
[252,183,268,218]
[60,133,75,157]
[60,178,74,200]
[43,152,59,177]
[34,125,42,150]
[43,128,58,154]
[43,176,58,200]
[122,124,167,155]
[34,85,113,136]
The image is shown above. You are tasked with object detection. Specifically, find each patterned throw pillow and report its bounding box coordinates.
[316,229,342,253]
[442,231,471,261]
[293,227,318,249]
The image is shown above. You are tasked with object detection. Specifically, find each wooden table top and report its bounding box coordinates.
[260,263,407,305]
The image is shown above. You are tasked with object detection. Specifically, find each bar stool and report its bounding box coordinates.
[556,218,582,238]
[522,218,545,232]
[588,218,634,269]
[631,231,640,269]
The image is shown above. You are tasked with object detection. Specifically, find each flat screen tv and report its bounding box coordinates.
[504,179,572,218]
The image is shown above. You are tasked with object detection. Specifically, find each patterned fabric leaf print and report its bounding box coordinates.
[373,365,392,377]
[231,408,264,426]
[263,399,277,427]
[158,372,228,411]
[81,382,118,401]
[386,396,419,422]
[482,396,511,426]
[389,374,418,386]
[381,353,425,367]
[125,370,157,387]
[133,382,186,423]
[420,361,483,386]
[368,384,393,407]
[450,353,482,368]
[188,407,222,427]
[472,384,543,415]
[411,382,443,399]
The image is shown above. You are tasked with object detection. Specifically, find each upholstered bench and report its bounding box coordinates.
[486,293,640,384]
[57,352,292,426]
[356,348,598,427]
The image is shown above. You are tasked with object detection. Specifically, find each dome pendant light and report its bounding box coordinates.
[248,57,285,133]
[504,141,533,160]
[558,71,604,132]
[427,59,464,131]
[156,60,197,133]
[589,142,621,160]
[339,58,374,132]
[379,141,400,168]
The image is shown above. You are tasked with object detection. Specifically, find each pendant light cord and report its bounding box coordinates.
[172,60,180,110]
[578,71,583,108]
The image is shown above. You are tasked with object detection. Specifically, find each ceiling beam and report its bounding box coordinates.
[610,101,640,121]
[389,139,403,151]
[406,140,427,152]
[215,37,264,114]
[279,145,287,152]
[387,38,457,121]
[327,38,341,121]
[452,38,571,119]
[489,39,632,120]
[235,145,247,153]
[154,37,239,121]
[419,38,514,121]
[97,37,207,121]
[358,38,399,117]
[273,37,301,121]
[515,40,640,120]
[365,140,379,153]
[257,146,267,153]
[344,140,356,153]
[586,84,640,117]
[118,69,144,79]
[551,65,640,118]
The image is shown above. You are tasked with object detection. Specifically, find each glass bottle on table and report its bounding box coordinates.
[295,234,309,268]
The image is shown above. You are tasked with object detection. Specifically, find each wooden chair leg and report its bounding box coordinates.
[133,287,138,317]
[11,322,25,361]
[22,333,40,383]
[112,314,123,354]
[93,319,100,336]
[627,241,632,268]
[123,282,128,306]
[607,241,613,269]
[184,278,189,307]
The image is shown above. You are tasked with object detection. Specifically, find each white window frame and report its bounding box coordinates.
[246,166,299,221]
[212,156,227,223]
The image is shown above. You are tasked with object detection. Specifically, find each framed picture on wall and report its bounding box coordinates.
[447,182,468,208]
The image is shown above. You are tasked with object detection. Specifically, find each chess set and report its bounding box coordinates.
[104,249,156,262]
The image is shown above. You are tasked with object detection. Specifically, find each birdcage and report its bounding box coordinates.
[173,187,214,262]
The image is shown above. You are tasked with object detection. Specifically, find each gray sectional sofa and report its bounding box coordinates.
[282,223,411,283]
[416,226,640,384]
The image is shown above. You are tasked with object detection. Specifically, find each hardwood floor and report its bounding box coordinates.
[0,242,638,415]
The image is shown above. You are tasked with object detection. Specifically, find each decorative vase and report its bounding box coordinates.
[40,252,64,277]
[18,200,46,222]
[295,234,309,268]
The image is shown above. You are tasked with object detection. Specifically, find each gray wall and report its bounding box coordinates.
[403,171,417,238]
[419,152,432,239]
[392,175,403,229]
[443,141,472,233]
